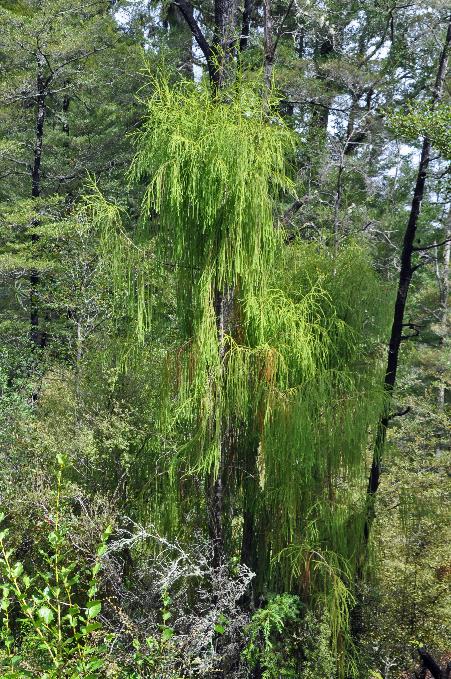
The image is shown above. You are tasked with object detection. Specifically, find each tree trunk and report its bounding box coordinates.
[437,211,450,409]
[363,18,451,545]
[211,0,238,88]
[305,33,334,185]
[30,54,47,348]
[209,287,234,567]
[166,2,194,78]
[418,648,447,679]
[263,0,274,88]
[239,0,252,51]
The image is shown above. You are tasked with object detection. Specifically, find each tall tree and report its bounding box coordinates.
[0,0,143,355]
[364,18,451,543]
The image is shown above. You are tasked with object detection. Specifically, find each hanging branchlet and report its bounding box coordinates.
[85,79,391,674]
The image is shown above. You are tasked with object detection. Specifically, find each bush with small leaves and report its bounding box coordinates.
[0,455,111,678]
[243,594,301,678]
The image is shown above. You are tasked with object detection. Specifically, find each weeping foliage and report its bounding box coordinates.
[88,79,391,673]
[128,79,294,333]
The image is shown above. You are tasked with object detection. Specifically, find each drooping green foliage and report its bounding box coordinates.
[129,78,295,326]
[85,79,391,672]
[0,0,449,675]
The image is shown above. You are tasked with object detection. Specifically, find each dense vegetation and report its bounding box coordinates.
[0,0,449,677]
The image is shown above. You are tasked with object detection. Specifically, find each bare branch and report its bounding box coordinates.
[413,237,451,252]
[174,0,211,64]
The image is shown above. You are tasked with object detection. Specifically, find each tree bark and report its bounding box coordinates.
[304,32,334,186]
[30,53,47,348]
[212,0,238,88]
[263,0,274,88]
[239,0,252,51]
[418,648,447,679]
[437,211,450,409]
[209,286,234,567]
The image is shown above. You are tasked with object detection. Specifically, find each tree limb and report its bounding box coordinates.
[413,237,451,252]
[174,0,212,64]
[418,648,445,679]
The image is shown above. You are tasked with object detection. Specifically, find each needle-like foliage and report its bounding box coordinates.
[86,79,391,673]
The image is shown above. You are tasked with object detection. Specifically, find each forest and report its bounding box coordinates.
[0,0,450,677]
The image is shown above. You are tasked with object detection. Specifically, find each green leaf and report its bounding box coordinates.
[145,636,157,649]
[162,610,171,622]
[48,532,58,546]
[86,601,101,619]
[102,525,112,540]
[82,621,102,634]
[161,627,174,642]
[38,606,54,624]
[214,623,225,635]
[87,659,104,671]
[11,562,23,578]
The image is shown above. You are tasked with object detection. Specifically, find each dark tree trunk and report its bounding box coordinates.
[310,33,334,132]
[417,648,449,679]
[31,94,45,199]
[239,0,252,51]
[209,286,234,568]
[211,0,238,88]
[350,18,451,642]
[304,33,335,186]
[62,87,70,134]
[437,211,450,408]
[363,20,451,542]
[263,0,274,88]
[30,55,47,348]
[166,2,194,78]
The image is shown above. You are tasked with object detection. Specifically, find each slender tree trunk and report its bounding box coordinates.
[239,0,252,51]
[62,85,70,134]
[263,0,274,88]
[363,18,451,545]
[437,212,450,409]
[211,0,238,88]
[209,286,234,567]
[240,434,261,600]
[174,0,239,570]
[351,21,451,640]
[166,2,194,78]
[417,648,449,679]
[30,54,47,348]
